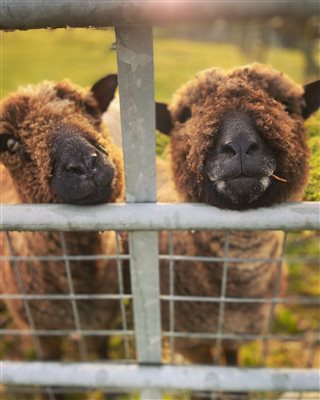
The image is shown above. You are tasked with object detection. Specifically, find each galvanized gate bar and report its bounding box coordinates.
[115,24,161,359]
[1,0,318,30]
[1,203,319,231]
[115,26,157,204]
[115,25,161,399]
[2,362,319,392]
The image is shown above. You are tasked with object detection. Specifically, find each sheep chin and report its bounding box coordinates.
[63,186,113,205]
[214,176,271,206]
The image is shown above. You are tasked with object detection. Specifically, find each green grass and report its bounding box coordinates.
[0,28,314,99]
[154,38,249,101]
[154,37,308,101]
[1,29,118,97]
[304,111,320,201]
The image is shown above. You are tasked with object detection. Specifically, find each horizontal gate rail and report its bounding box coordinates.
[1,0,318,30]
[1,362,319,392]
[1,202,319,231]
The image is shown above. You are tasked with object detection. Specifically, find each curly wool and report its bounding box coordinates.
[155,64,312,366]
[1,80,124,360]
[1,80,124,204]
[169,63,309,207]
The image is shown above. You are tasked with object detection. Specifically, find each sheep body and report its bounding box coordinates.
[1,78,124,360]
[156,158,283,363]
[156,63,319,365]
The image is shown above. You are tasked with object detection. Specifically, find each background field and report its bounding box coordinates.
[1,27,319,399]
[0,28,314,99]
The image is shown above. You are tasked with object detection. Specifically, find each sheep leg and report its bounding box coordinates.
[175,340,213,364]
[224,349,238,366]
[223,350,249,400]
[38,336,63,360]
[83,336,110,360]
[96,336,110,360]
[175,343,246,400]
[177,342,214,400]
[34,337,65,400]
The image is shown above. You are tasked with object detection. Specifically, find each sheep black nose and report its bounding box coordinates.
[221,139,259,157]
[52,148,115,204]
[65,153,98,175]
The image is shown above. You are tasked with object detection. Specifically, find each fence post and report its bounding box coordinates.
[115,26,162,400]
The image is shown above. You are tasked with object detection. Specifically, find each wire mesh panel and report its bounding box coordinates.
[1,228,319,399]
[159,230,319,370]
[0,231,135,362]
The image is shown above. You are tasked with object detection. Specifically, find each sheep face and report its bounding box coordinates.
[156,64,320,210]
[49,125,116,205]
[0,76,123,204]
[204,110,277,207]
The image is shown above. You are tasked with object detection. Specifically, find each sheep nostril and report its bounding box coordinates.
[65,163,85,175]
[64,153,98,175]
[222,143,237,156]
[245,142,259,155]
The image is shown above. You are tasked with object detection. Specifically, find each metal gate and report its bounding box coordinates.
[1,1,319,399]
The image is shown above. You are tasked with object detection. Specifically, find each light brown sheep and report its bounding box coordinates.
[156,63,320,368]
[0,75,125,362]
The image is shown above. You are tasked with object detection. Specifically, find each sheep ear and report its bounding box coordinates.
[91,74,118,112]
[302,80,320,119]
[156,102,173,135]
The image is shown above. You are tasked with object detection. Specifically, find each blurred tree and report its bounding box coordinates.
[236,16,319,79]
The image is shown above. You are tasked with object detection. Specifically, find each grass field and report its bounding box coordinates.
[0,28,311,99]
[1,27,319,399]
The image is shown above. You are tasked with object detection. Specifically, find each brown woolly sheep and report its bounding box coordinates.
[155,63,320,369]
[0,75,124,363]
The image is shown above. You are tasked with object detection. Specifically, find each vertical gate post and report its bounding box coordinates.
[115,26,162,400]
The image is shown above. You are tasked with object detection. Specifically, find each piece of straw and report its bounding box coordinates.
[271,174,287,183]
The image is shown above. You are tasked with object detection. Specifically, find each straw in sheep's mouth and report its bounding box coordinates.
[271,174,287,183]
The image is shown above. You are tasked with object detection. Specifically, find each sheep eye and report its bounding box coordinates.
[7,137,20,152]
[0,134,20,153]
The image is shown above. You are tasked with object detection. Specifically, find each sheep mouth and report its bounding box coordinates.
[227,175,258,184]
[214,176,271,206]
[59,183,113,205]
